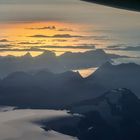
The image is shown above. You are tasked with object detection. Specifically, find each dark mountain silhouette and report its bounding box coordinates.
[1,72,33,87]
[22,52,32,58]
[0,49,128,78]
[0,62,140,108]
[70,88,140,119]
[0,70,104,108]
[0,51,65,78]
[83,0,140,12]
[59,49,111,69]
[42,88,140,140]
[0,63,140,140]
[87,62,140,97]
[1,70,83,88]
[59,49,128,70]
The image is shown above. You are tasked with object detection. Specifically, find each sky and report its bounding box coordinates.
[0,0,140,56]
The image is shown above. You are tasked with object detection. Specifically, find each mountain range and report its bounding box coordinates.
[0,60,140,139]
[87,62,140,96]
[0,62,140,109]
[0,49,128,78]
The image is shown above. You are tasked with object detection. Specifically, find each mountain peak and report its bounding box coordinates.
[94,49,105,53]
[84,49,106,55]
[22,52,32,58]
[5,71,31,79]
[102,61,113,67]
[118,62,139,67]
[59,71,83,79]
[37,50,56,58]
[104,88,136,104]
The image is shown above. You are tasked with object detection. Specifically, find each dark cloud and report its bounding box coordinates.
[105,44,126,50]
[29,34,107,39]
[52,39,67,42]
[27,26,56,30]
[78,35,110,41]
[0,48,45,52]
[58,28,73,32]
[107,45,140,51]
[18,42,42,45]
[0,44,96,52]
[0,39,10,42]
[29,35,48,38]
[75,43,98,47]
[107,45,123,49]
[27,26,73,32]
[52,34,82,38]
[29,34,83,38]
[33,45,96,49]
[0,44,12,48]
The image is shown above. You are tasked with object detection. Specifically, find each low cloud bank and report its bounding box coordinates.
[0,108,78,140]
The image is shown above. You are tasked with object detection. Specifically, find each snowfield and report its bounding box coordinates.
[0,108,78,140]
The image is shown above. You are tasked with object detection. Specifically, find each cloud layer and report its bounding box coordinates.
[29,34,82,38]
[107,45,140,51]
[0,108,77,140]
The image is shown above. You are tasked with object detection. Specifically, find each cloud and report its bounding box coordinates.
[34,45,96,49]
[106,45,140,51]
[27,26,73,32]
[107,45,123,49]
[0,39,10,42]
[58,28,73,32]
[0,44,96,52]
[29,34,83,38]
[77,35,111,41]
[0,48,45,52]
[29,34,106,40]
[52,39,67,42]
[52,34,82,38]
[92,35,110,40]
[0,44,12,48]
[13,45,95,51]
[18,41,42,45]
[0,109,75,140]
[74,43,98,47]
[27,26,56,30]
[29,35,48,38]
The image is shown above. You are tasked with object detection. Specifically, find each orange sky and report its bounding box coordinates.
[0,21,106,56]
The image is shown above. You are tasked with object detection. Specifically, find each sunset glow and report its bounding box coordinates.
[0,0,139,57]
[0,1,140,139]
[0,21,102,56]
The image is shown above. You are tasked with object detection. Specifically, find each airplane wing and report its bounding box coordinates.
[82,0,140,12]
